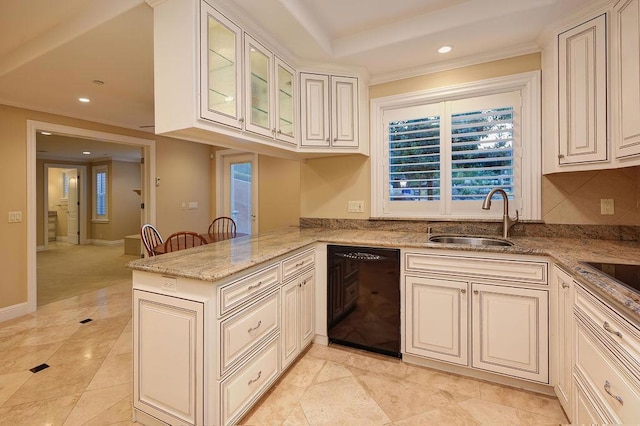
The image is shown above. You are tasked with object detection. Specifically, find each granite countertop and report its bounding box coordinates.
[127,226,640,325]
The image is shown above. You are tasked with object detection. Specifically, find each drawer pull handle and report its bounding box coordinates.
[248,321,262,333]
[295,261,305,267]
[603,321,622,338]
[604,380,624,405]
[247,281,263,291]
[461,289,466,294]
[561,283,570,289]
[248,370,262,385]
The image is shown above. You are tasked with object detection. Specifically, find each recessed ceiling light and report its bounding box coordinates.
[40,131,52,135]
[92,80,105,85]
[78,97,90,103]
[438,45,453,54]
[83,151,91,155]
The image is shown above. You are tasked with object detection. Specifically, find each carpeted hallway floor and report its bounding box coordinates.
[37,242,139,306]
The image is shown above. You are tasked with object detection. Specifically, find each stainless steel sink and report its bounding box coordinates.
[428,235,514,247]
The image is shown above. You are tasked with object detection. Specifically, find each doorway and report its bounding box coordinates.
[217,151,258,235]
[43,165,87,248]
[27,120,157,313]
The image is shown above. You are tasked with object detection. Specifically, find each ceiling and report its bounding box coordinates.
[36,133,142,162]
[1,0,600,158]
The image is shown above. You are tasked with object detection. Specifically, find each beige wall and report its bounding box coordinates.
[110,160,142,239]
[258,155,301,231]
[0,104,211,310]
[301,53,640,225]
[301,54,542,219]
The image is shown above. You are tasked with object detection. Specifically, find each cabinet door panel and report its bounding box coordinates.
[300,73,330,146]
[300,270,315,348]
[331,76,358,147]
[281,279,299,369]
[275,57,296,144]
[200,4,243,128]
[557,14,607,164]
[552,266,573,415]
[244,35,273,138]
[613,0,640,158]
[133,290,203,426]
[405,275,468,365]
[471,283,548,383]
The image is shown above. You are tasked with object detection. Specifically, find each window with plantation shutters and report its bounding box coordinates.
[372,76,541,220]
[92,165,108,221]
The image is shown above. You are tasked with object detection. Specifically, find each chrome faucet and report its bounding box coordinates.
[482,188,519,239]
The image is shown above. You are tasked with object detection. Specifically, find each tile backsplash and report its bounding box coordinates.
[542,166,640,225]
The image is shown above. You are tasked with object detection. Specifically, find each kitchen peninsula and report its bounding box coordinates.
[128,226,640,426]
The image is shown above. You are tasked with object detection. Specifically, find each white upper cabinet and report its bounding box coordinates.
[244,35,273,138]
[200,3,243,129]
[557,14,608,166]
[300,73,359,149]
[612,0,640,159]
[542,3,640,173]
[150,0,368,159]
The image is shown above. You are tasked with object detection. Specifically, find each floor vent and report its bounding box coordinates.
[79,318,93,324]
[30,363,50,373]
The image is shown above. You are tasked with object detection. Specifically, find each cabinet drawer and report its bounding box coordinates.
[404,252,547,284]
[218,264,280,316]
[220,337,279,426]
[575,317,640,423]
[282,249,315,281]
[220,291,280,377]
[575,284,640,378]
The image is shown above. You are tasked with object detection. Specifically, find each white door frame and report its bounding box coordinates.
[215,149,259,234]
[42,164,88,249]
[27,120,157,313]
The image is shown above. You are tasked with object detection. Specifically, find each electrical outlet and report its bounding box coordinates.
[162,276,177,292]
[600,198,614,215]
[348,201,364,213]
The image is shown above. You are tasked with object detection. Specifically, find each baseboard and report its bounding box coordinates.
[56,236,68,242]
[89,239,124,246]
[0,302,30,323]
[37,245,45,252]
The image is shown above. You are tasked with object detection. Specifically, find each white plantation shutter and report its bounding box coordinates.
[381,91,521,217]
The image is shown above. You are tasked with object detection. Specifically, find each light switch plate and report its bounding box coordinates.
[8,211,22,223]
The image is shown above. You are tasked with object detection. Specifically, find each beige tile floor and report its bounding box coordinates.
[0,282,569,425]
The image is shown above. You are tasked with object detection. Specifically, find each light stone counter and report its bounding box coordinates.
[127,226,640,325]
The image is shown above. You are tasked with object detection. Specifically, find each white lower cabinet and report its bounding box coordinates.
[133,289,204,426]
[471,283,548,382]
[573,282,640,424]
[133,246,316,426]
[403,250,549,384]
[405,275,468,365]
[281,266,315,370]
[551,265,573,417]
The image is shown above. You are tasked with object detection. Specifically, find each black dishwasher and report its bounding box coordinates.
[327,245,401,358]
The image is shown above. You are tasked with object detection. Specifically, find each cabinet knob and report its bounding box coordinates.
[272,128,276,133]
[277,129,282,134]
[557,154,565,159]
[561,283,570,289]
[325,138,330,142]
[238,117,245,123]
[461,289,467,294]
[333,137,338,142]
[473,290,479,295]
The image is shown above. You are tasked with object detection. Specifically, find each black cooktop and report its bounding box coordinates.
[581,262,640,294]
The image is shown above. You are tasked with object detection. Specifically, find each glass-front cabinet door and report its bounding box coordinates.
[275,58,296,145]
[200,3,243,128]
[244,34,273,138]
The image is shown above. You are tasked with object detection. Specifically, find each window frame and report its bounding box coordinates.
[370,71,541,220]
[92,164,109,223]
